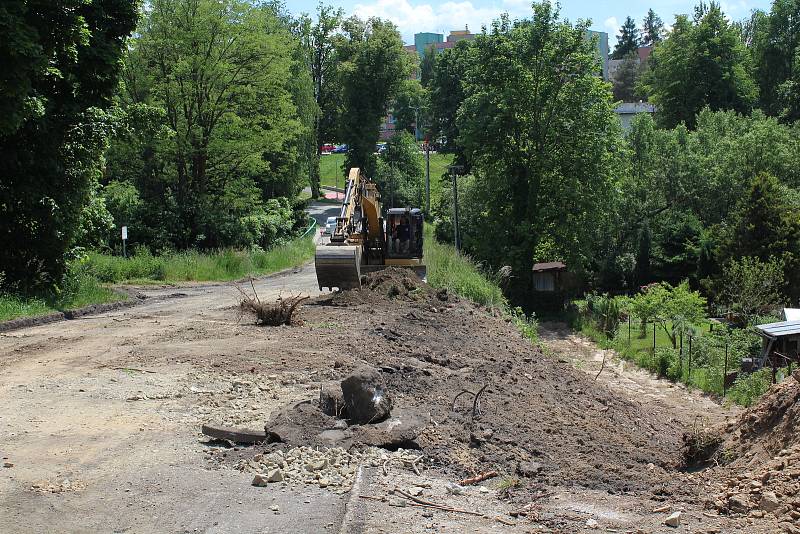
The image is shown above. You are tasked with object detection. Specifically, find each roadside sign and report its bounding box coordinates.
[121,226,128,240]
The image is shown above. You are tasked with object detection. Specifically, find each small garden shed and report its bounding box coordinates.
[532,261,567,292]
[755,319,800,374]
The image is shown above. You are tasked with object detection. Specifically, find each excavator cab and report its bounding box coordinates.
[385,208,423,259]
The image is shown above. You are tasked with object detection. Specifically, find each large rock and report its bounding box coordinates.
[760,491,780,512]
[341,366,392,424]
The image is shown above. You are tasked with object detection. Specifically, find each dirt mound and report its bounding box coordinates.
[257,277,687,497]
[317,267,437,306]
[699,376,800,524]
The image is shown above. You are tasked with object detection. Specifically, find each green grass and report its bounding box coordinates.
[0,273,122,322]
[319,152,454,209]
[84,236,317,284]
[424,228,507,309]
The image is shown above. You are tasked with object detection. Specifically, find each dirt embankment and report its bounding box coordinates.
[693,376,800,532]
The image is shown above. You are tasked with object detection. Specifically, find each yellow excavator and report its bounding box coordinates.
[315,167,425,290]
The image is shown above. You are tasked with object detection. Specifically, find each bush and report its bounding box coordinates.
[727,369,774,407]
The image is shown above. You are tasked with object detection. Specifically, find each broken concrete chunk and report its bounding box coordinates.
[266,469,284,483]
[664,511,682,527]
[760,491,780,512]
[341,366,392,424]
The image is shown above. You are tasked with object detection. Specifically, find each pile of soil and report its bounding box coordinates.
[699,376,800,528]
[318,267,437,306]
[241,269,689,497]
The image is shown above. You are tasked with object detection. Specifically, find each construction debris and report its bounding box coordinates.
[237,446,422,493]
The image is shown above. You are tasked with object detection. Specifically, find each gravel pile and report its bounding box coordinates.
[236,446,422,494]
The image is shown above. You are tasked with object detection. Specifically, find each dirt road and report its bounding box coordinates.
[538,321,738,428]
[0,203,347,534]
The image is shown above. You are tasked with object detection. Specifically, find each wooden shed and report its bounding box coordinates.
[754,319,800,377]
[532,261,567,292]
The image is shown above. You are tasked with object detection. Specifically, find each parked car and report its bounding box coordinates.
[320,143,335,153]
[323,216,337,235]
[332,144,348,153]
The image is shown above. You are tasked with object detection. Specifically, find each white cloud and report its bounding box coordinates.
[604,16,619,37]
[352,0,528,42]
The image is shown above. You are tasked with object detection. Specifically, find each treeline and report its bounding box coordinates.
[0,0,414,292]
[419,1,800,313]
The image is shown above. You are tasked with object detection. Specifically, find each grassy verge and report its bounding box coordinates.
[84,236,317,284]
[0,273,122,322]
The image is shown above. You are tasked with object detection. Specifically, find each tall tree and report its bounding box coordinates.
[419,46,437,87]
[612,16,641,59]
[0,0,138,289]
[721,172,800,300]
[751,0,800,120]
[337,17,413,178]
[613,52,642,101]
[392,79,427,137]
[457,4,622,303]
[639,4,757,129]
[117,0,307,249]
[429,40,471,162]
[642,9,665,46]
[299,3,343,197]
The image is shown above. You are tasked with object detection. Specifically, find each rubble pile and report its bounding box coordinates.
[237,446,422,493]
[701,375,800,531]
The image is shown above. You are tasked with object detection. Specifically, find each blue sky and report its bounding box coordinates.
[287,0,771,43]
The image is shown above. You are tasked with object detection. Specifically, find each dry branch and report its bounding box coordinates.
[459,471,498,486]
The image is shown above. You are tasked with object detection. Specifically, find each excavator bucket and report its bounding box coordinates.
[315,245,362,290]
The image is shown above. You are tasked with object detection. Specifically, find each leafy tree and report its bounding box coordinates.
[0,1,138,290]
[613,52,642,102]
[721,172,800,300]
[419,45,437,87]
[612,16,641,59]
[337,17,413,178]
[111,0,308,250]
[297,3,343,197]
[642,9,665,47]
[457,4,621,304]
[635,223,652,286]
[719,257,785,319]
[392,79,427,138]
[375,132,424,208]
[650,211,702,286]
[632,281,707,347]
[750,0,800,119]
[429,40,471,162]
[640,5,757,129]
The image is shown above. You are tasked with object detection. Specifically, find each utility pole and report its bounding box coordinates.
[425,140,430,214]
[448,165,464,253]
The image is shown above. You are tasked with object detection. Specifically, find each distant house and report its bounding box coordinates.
[615,102,656,131]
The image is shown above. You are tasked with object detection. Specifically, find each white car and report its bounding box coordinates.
[324,216,337,235]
